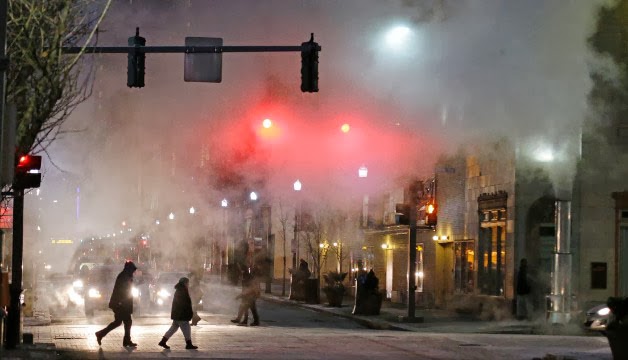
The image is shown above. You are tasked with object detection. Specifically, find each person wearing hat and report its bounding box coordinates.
[158,277,198,350]
[95,260,138,347]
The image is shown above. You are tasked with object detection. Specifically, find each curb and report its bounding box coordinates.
[261,294,409,331]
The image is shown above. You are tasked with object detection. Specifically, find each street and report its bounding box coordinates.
[17,295,612,360]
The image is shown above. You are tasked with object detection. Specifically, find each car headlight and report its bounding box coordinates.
[132,287,140,298]
[157,289,170,298]
[88,288,101,298]
[597,307,611,316]
[73,280,84,289]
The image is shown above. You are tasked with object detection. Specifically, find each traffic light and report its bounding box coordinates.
[14,154,42,189]
[300,33,320,93]
[425,201,437,227]
[127,27,146,88]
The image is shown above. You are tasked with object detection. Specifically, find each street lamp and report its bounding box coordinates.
[317,242,330,304]
[359,165,369,227]
[385,25,412,48]
[293,180,302,269]
[250,191,258,201]
[358,165,368,178]
[189,206,195,214]
[221,199,229,283]
[168,212,175,220]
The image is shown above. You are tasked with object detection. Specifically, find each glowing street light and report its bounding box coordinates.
[262,118,273,129]
[385,25,412,48]
[250,191,258,201]
[168,212,175,220]
[293,179,302,191]
[340,123,350,133]
[358,165,368,178]
[221,198,228,208]
[189,206,195,214]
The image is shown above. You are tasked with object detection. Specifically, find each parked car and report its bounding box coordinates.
[83,265,142,317]
[583,303,611,331]
[149,271,189,310]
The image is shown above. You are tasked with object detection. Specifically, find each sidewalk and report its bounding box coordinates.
[260,282,588,336]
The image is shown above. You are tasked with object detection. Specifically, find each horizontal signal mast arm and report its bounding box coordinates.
[61,45,320,54]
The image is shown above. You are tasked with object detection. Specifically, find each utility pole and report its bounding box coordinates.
[401,181,423,323]
[6,188,23,349]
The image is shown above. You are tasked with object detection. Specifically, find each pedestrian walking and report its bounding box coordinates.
[158,277,198,350]
[188,272,203,326]
[516,258,533,320]
[230,267,260,326]
[95,260,138,347]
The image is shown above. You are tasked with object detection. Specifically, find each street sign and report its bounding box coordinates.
[184,37,222,82]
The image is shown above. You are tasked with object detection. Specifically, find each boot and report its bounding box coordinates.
[123,338,138,347]
[185,340,198,350]
[158,337,170,349]
[95,331,103,346]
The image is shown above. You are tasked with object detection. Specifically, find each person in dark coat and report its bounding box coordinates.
[95,261,138,347]
[157,277,197,349]
[516,258,532,320]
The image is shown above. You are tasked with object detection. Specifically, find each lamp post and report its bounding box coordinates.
[318,241,329,303]
[221,198,228,282]
[293,180,302,269]
[358,165,369,228]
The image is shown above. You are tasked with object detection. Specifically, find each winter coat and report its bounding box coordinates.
[170,282,194,321]
[108,267,135,315]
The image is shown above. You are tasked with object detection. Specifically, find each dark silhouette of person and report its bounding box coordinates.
[516,258,532,320]
[353,268,381,315]
[95,261,138,347]
[231,267,260,326]
[158,277,198,350]
[365,269,379,292]
[290,259,311,301]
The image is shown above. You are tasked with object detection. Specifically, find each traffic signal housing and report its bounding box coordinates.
[14,154,42,189]
[127,27,146,88]
[425,201,437,227]
[300,33,320,93]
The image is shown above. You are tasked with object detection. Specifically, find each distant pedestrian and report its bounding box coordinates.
[158,277,198,350]
[231,267,260,326]
[188,272,203,326]
[516,258,532,320]
[95,261,138,347]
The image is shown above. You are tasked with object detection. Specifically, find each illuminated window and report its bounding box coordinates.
[477,191,508,296]
[454,240,475,294]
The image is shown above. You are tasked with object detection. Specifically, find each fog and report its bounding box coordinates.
[25,0,607,276]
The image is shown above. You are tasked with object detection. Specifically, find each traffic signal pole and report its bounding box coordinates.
[401,182,423,323]
[6,188,23,349]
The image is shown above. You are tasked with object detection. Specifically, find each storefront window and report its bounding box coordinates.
[454,240,475,293]
[478,220,506,296]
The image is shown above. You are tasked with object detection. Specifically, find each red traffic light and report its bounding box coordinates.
[16,155,42,173]
[14,154,42,189]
